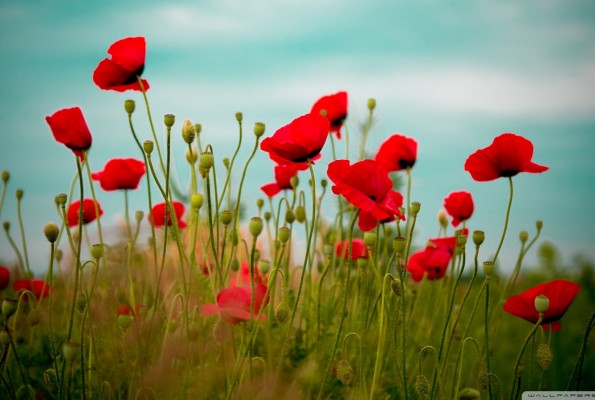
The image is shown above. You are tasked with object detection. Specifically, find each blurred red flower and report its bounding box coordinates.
[375,134,418,172]
[443,191,474,227]
[45,107,93,159]
[92,158,146,191]
[117,304,146,318]
[93,37,149,92]
[13,278,51,301]
[0,265,10,290]
[202,284,269,324]
[229,261,267,287]
[464,133,549,181]
[335,239,369,261]
[260,113,330,163]
[311,91,348,139]
[260,163,302,197]
[327,159,405,231]
[67,199,104,228]
[407,236,457,282]
[503,279,580,332]
[148,201,187,229]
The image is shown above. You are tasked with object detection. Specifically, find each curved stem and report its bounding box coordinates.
[511,315,543,399]
[493,177,514,264]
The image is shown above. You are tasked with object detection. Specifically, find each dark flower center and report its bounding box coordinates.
[330,114,347,128]
[398,159,415,169]
[122,65,145,85]
[499,169,519,177]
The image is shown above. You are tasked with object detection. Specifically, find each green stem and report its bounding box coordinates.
[15,193,32,276]
[369,274,393,399]
[511,315,543,399]
[493,177,514,264]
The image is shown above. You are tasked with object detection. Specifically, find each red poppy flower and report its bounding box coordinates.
[93,37,149,92]
[117,304,146,317]
[335,239,369,261]
[13,278,51,301]
[503,280,580,332]
[67,199,104,228]
[0,265,10,290]
[375,134,418,172]
[327,159,405,231]
[260,163,302,197]
[260,113,330,163]
[202,284,269,325]
[148,201,187,229]
[443,191,474,227]
[45,107,93,159]
[407,236,457,282]
[311,91,348,139]
[92,158,146,191]
[464,133,549,181]
[229,261,267,287]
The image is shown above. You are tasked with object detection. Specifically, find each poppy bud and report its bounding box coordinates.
[62,342,80,362]
[28,308,41,326]
[367,98,376,111]
[199,152,214,170]
[194,123,202,136]
[472,230,485,246]
[2,299,18,318]
[44,222,59,243]
[391,278,404,296]
[335,359,353,385]
[91,244,104,260]
[295,205,306,223]
[163,113,175,128]
[279,227,291,244]
[536,220,543,231]
[253,122,265,138]
[536,343,552,369]
[393,236,406,254]
[457,388,480,400]
[410,201,421,217]
[357,256,368,269]
[285,209,296,224]
[519,230,528,244]
[118,314,133,331]
[76,291,88,314]
[182,119,196,144]
[249,217,263,237]
[0,330,10,346]
[235,112,243,122]
[124,99,135,114]
[185,148,198,164]
[259,259,270,274]
[15,189,23,200]
[274,301,289,323]
[363,231,376,247]
[230,258,240,272]
[55,249,63,262]
[438,210,448,228]
[191,193,204,210]
[256,198,264,209]
[2,221,9,232]
[290,175,299,189]
[1,171,9,184]
[415,375,430,398]
[477,370,490,390]
[220,210,232,226]
[56,193,67,206]
[534,294,549,314]
[482,261,494,277]
[135,210,144,222]
[143,140,154,155]
[253,249,261,262]
[320,179,328,188]
[264,211,271,221]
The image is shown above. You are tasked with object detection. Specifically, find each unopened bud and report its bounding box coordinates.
[1,171,9,184]
[253,122,265,137]
[2,299,18,318]
[28,308,41,326]
[356,257,368,269]
[124,100,135,114]
[235,112,243,122]
[191,193,204,209]
[263,211,271,221]
[278,227,291,244]
[259,260,270,274]
[335,359,353,385]
[91,244,104,260]
[536,343,552,369]
[536,220,543,231]
[391,278,404,296]
[285,209,295,224]
[44,223,59,243]
[363,231,376,247]
[15,189,23,200]
[534,294,549,314]
[415,375,430,398]
[290,175,299,189]
[519,230,528,244]
[457,388,480,400]
[223,158,230,168]
[367,98,376,111]
[220,210,232,225]
[56,193,67,206]
[118,314,133,331]
[438,210,448,228]
[185,147,198,164]
[256,198,264,209]
[0,330,11,346]
[295,205,306,223]
[163,113,175,128]
[320,179,328,188]
[182,119,196,144]
[472,230,485,246]
[199,152,214,171]
[135,210,144,222]
[275,301,289,323]
[249,217,263,237]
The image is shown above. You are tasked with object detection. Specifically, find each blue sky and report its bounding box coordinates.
[1,0,594,274]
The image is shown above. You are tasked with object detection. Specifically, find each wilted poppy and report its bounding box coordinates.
[92,158,146,191]
[327,159,405,231]
[443,191,474,227]
[148,201,187,228]
[311,91,348,139]
[407,236,457,282]
[375,134,418,172]
[0,265,10,290]
[464,133,549,182]
[202,284,269,324]
[260,113,330,164]
[45,107,93,159]
[260,163,302,197]
[93,36,149,92]
[13,278,51,301]
[335,239,369,261]
[503,279,580,332]
[67,199,104,228]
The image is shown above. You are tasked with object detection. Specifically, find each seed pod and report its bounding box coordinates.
[537,343,553,370]
[415,375,430,399]
[335,359,353,385]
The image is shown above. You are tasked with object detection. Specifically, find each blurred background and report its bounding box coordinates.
[1,0,594,275]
